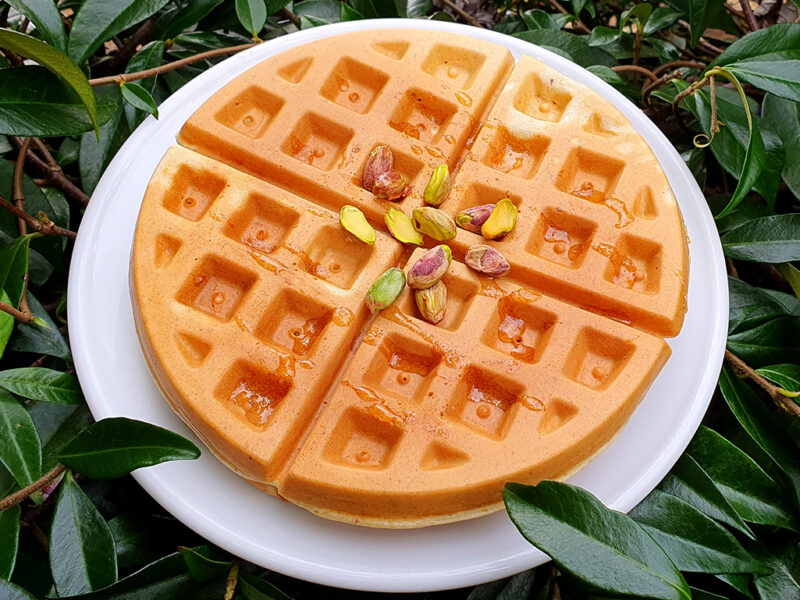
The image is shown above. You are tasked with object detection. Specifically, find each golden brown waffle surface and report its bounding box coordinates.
[131,29,687,527]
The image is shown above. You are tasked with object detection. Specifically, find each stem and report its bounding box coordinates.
[725,350,800,417]
[544,0,592,33]
[279,8,301,27]
[642,70,683,104]
[653,60,706,77]
[13,138,31,236]
[11,137,91,206]
[0,194,78,239]
[612,64,658,82]
[0,300,35,324]
[738,0,759,31]
[89,42,260,86]
[0,464,67,512]
[224,561,241,600]
[438,0,485,28]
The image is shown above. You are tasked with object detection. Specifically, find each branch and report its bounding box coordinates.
[279,8,301,27]
[642,70,684,105]
[88,42,260,86]
[0,300,35,324]
[438,0,485,28]
[612,64,658,82]
[11,136,91,206]
[14,137,31,236]
[97,18,156,76]
[738,0,759,31]
[725,350,800,417]
[0,464,67,512]
[653,60,706,76]
[544,0,591,34]
[0,194,77,239]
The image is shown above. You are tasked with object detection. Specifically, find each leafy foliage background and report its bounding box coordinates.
[0,0,799,598]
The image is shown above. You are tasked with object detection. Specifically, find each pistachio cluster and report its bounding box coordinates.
[362,145,408,201]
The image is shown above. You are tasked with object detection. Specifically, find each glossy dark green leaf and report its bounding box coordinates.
[157,0,226,40]
[0,580,37,600]
[719,366,800,506]
[688,0,722,46]
[0,66,115,137]
[712,196,772,234]
[504,481,690,600]
[467,570,537,600]
[752,542,800,599]
[120,82,159,119]
[728,277,793,333]
[727,54,800,103]
[240,573,294,600]
[108,513,161,569]
[631,489,767,573]
[588,26,621,45]
[619,3,652,29]
[777,263,800,300]
[50,472,117,595]
[764,288,800,315]
[643,7,682,35]
[33,403,93,472]
[713,23,800,66]
[340,2,366,20]
[690,588,728,600]
[58,417,200,479]
[0,368,82,404]
[727,317,800,367]
[716,108,765,220]
[0,30,99,134]
[514,30,617,67]
[660,454,753,538]
[179,546,231,582]
[267,0,292,14]
[717,573,755,598]
[0,290,12,360]
[763,94,800,199]
[756,363,800,397]
[721,214,800,263]
[79,87,131,195]
[5,0,68,51]
[68,0,171,65]
[688,426,797,529]
[9,291,71,361]
[0,389,41,488]
[236,0,268,35]
[0,234,33,307]
[352,0,380,18]
[406,0,432,17]
[0,504,21,578]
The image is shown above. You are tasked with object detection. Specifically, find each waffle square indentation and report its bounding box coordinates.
[364,333,441,400]
[216,360,292,428]
[223,192,299,254]
[482,291,557,363]
[447,366,525,439]
[323,408,402,469]
[162,164,225,221]
[528,207,597,269]
[421,44,486,90]
[321,57,389,114]
[389,89,457,144]
[482,127,550,179]
[302,225,375,290]
[282,113,354,171]
[177,256,256,321]
[565,328,635,390]
[513,73,572,123]
[256,290,332,357]
[214,86,284,139]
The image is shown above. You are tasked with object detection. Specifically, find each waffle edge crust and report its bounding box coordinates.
[131,29,688,528]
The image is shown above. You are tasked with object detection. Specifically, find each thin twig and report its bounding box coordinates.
[0,464,67,512]
[726,257,739,278]
[438,0,485,27]
[725,350,800,417]
[0,300,35,324]
[544,0,592,33]
[13,138,31,236]
[97,18,156,76]
[88,42,260,86]
[612,64,658,82]
[279,8,301,27]
[0,194,77,240]
[11,137,91,206]
[643,70,683,104]
[224,561,241,600]
[30,523,50,550]
[653,60,706,77]
[738,0,760,31]
[677,20,725,55]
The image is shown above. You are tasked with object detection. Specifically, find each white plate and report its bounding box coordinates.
[68,19,728,593]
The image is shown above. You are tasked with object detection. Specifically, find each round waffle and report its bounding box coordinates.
[131,29,688,528]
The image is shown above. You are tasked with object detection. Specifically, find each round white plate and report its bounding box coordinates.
[68,19,728,593]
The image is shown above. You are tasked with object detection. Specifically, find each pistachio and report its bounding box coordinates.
[407,244,452,289]
[423,164,451,207]
[373,171,408,201]
[465,245,511,277]
[481,199,517,240]
[456,203,495,233]
[362,145,393,192]
[366,267,406,312]
[385,208,424,245]
[415,280,447,324]
[339,205,376,245]
[412,207,457,241]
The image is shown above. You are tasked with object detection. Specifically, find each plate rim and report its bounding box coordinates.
[67,18,729,592]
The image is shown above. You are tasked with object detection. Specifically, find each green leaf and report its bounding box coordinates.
[0,290,13,360]
[179,546,231,582]
[514,30,617,67]
[717,110,765,220]
[0,66,115,137]
[688,426,797,529]
[108,513,161,569]
[630,489,767,574]
[717,573,755,598]
[756,363,800,397]
[0,368,83,404]
[619,3,652,29]
[0,389,41,488]
[727,317,800,367]
[50,472,117,595]
[467,571,537,600]
[719,366,800,507]
[68,0,171,66]
[762,94,800,199]
[9,291,71,361]
[643,7,683,35]
[752,542,800,599]
[79,87,131,195]
[236,0,268,36]
[340,2,366,20]
[294,0,341,22]
[503,481,690,600]
[713,23,800,67]
[240,573,295,600]
[721,214,800,263]
[0,234,33,307]
[728,277,793,333]
[727,54,800,103]
[157,0,226,40]
[588,26,621,46]
[0,30,99,135]
[57,417,201,479]
[4,0,68,51]
[688,0,723,46]
[0,504,21,578]
[406,0,432,17]
[119,82,159,119]
[32,403,93,473]
[777,263,800,301]
[659,454,753,538]
[0,580,37,600]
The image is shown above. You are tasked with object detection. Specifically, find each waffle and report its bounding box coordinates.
[131,29,688,528]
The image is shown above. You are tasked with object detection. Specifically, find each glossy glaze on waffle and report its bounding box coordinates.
[131,29,688,527]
